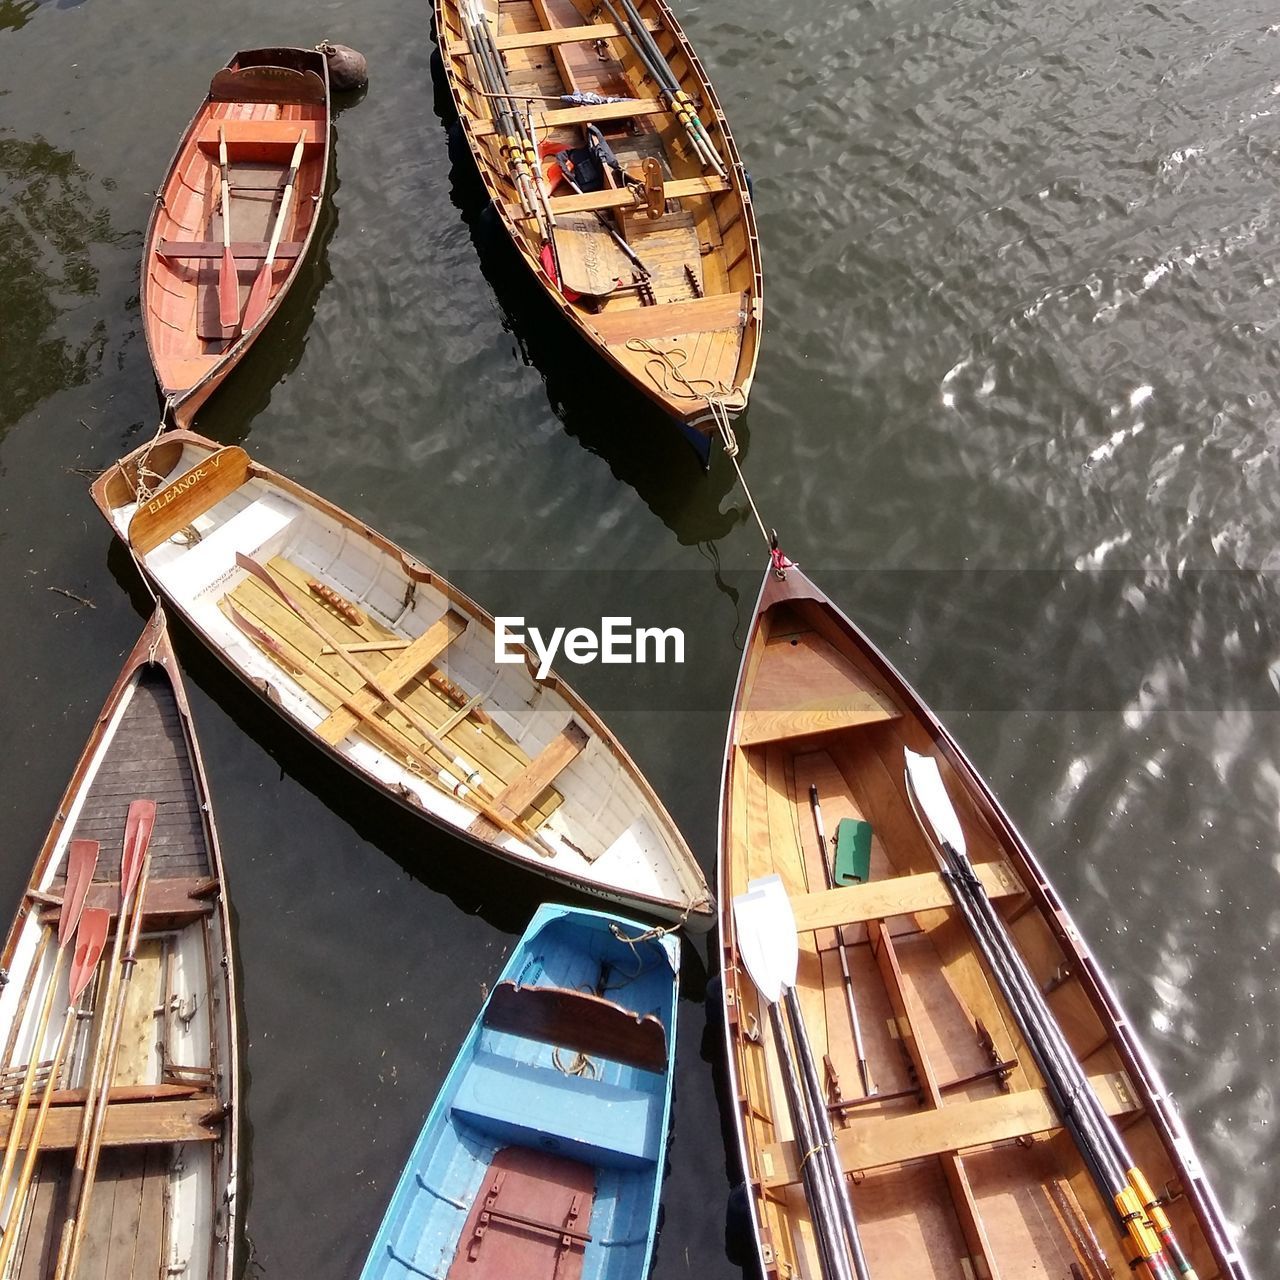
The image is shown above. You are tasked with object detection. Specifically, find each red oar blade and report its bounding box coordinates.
[69,909,110,1003]
[218,247,239,329]
[240,266,272,332]
[120,799,157,903]
[58,839,100,947]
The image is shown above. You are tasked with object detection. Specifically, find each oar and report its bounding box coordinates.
[217,126,240,331]
[0,908,109,1275]
[52,799,155,1280]
[0,838,99,1213]
[903,750,1182,1280]
[241,132,306,331]
[809,787,873,1098]
[733,886,850,1280]
[734,879,871,1280]
[233,554,493,796]
[222,602,558,858]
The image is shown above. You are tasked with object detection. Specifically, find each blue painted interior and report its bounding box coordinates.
[357,905,681,1280]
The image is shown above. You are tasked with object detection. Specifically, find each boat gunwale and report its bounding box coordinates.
[715,561,1252,1279]
[89,434,714,931]
[141,45,333,428]
[431,0,763,428]
[0,606,242,1280]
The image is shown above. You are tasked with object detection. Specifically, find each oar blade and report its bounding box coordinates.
[121,799,157,902]
[904,749,966,857]
[69,909,110,1003]
[218,247,239,329]
[733,874,799,1003]
[58,839,100,946]
[240,267,272,332]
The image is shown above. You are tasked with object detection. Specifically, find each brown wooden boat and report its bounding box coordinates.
[144,47,331,429]
[718,563,1250,1280]
[0,609,238,1278]
[435,0,763,462]
[90,432,713,929]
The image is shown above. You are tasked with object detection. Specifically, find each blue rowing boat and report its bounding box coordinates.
[358,904,681,1280]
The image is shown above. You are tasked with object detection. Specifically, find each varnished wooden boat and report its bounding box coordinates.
[435,0,763,462]
[718,564,1250,1280]
[0,609,238,1278]
[144,47,331,428]
[91,433,714,929]
[358,903,679,1280]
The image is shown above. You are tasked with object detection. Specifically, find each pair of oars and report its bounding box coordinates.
[734,875,872,1280]
[0,840,108,1274]
[216,125,307,335]
[595,0,725,177]
[48,799,156,1280]
[903,750,1197,1280]
[225,555,560,858]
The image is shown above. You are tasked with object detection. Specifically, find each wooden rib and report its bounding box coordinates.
[0,1096,222,1150]
[590,291,747,344]
[760,1072,1138,1188]
[790,862,1023,934]
[468,722,589,835]
[312,612,469,745]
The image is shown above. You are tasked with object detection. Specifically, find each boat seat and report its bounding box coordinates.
[156,238,304,262]
[148,490,300,600]
[194,118,325,153]
[451,1051,662,1170]
[789,861,1023,934]
[589,291,748,344]
[471,98,665,138]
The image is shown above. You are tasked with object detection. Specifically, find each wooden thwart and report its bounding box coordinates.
[543,176,731,216]
[760,1072,1139,1188]
[0,1096,223,1152]
[790,861,1024,934]
[469,722,589,837]
[590,291,747,344]
[157,238,304,261]
[472,98,665,137]
[483,982,667,1073]
[487,17,661,50]
[313,611,469,746]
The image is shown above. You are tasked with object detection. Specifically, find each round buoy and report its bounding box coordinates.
[317,41,368,93]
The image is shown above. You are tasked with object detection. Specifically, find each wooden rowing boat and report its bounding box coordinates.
[357,903,679,1280]
[434,0,763,463]
[717,563,1250,1280]
[144,47,331,429]
[0,608,238,1278]
[90,432,714,930]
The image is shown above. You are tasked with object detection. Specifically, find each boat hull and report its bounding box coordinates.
[91,434,713,931]
[0,609,240,1279]
[434,0,763,443]
[143,47,332,428]
[358,903,680,1280]
[717,563,1250,1280]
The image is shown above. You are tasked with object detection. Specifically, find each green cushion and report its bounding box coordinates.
[834,819,872,886]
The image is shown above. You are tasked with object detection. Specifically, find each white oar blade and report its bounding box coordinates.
[733,878,798,1004]
[904,748,966,856]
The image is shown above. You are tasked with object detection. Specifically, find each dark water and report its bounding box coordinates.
[1,0,1277,1274]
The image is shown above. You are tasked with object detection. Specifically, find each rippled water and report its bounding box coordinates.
[1,0,1276,1273]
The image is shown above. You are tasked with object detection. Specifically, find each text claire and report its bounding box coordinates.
[495,617,686,680]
